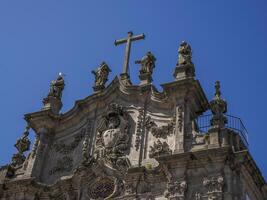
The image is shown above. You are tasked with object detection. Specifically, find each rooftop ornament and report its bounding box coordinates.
[7,125,31,177]
[173,41,195,80]
[114,31,145,85]
[135,51,156,85]
[91,62,111,92]
[42,73,65,114]
[210,81,228,128]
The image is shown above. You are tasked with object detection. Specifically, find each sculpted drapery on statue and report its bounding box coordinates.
[48,73,65,99]
[178,41,193,66]
[42,73,65,114]
[136,51,156,75]
[173,41,195,80]
[135,51,156,85]
[91,62,111,92]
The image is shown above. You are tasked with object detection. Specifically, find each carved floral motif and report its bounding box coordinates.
[149,139,172,158]
[203,175,224,200]
[145,116,175,139]
[177,105,183,132]
[53,129,85,155]
[82,120,92,163]
[135,108,144,151]
[164,180,187,200]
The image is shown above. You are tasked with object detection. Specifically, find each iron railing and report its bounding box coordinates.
[196,114,249,147]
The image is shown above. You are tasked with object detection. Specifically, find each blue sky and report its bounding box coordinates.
[0,1,266,179]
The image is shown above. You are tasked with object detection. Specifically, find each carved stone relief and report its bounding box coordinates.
[49,156,73,175]
[177,105,183,133]
[82,120,92,163]
[203,175,224,200]
[94,103,130,170]
[149,139,172,158]
[52,129,85,155]
[135,108,144,151]
[146,116,175,139]
[164,180,187,200]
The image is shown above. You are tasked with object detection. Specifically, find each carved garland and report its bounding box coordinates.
[53,128,86,155]
[82,120,92,162]
[164,180,187,200]
[149,118,175,139]
[177,105,183,132]
[135,108,144,151]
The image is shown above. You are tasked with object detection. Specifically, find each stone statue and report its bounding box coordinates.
[42,73,65,114]
[135,51,156,75]
[48,73,65,100]
[92,62,111,92]
[178,41,192,66]
[135,51,156,85]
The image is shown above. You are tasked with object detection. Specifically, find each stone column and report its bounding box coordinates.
[25,127,50,180]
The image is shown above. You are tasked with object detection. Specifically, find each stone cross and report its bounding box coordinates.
[115,31,145,78]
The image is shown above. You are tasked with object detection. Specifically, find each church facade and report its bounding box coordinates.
[0,32,266,200]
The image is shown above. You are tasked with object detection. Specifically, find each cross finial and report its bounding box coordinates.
[115,31,145,81]
[215,80,221,98]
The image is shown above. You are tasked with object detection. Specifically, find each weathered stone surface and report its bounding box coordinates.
[0,34,266,200]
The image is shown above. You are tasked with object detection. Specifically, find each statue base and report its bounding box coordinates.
[120,73,132,86]
[42,96,62,115]
[139,73,152,85]
[93,85,105,93]
[173,63,195,80]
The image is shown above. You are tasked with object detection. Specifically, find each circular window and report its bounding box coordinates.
[89,178,115,199]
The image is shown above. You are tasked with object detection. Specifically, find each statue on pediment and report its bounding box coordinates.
[135,51,156,85]
[136,51,156,75]
[92,62,111,92]
[178,41,192,66]
[48,73,65,100]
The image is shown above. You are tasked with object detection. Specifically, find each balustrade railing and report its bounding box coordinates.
[196,114,249,147]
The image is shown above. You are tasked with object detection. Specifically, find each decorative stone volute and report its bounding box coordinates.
[91,62,111,92]
[210,81,227,128]
[173,41,195,80]
[42,73,65,115]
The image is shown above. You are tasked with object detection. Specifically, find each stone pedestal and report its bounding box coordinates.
[42,96,62,115]
[173,63,195,80]
[139,73,152,86]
